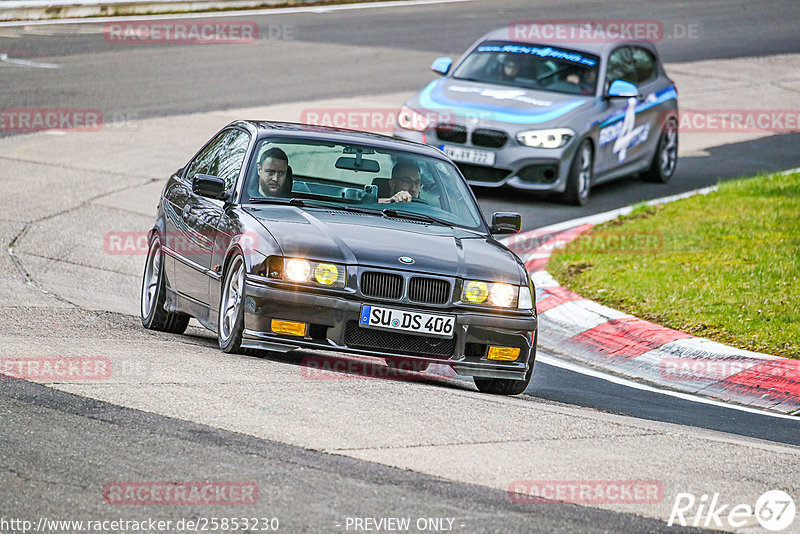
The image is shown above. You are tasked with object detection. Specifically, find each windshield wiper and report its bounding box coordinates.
[452,76,487,83]
[382,208,454,227]
[245,197,295,205]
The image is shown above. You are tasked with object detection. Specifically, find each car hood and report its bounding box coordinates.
[245,206,525,284]
[411,78,590,126]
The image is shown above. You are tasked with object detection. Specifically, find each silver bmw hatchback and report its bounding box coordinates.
[394,27,679,205]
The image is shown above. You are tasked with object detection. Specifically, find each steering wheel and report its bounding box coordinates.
[536,67,565,86]
[410,197,431,205]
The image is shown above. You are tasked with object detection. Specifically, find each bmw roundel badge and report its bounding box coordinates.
[398,256,415,265]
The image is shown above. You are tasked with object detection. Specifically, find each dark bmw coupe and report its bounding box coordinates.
[141,121,537,395]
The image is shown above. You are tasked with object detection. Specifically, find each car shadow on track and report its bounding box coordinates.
[257,349,477,392]
[177,326,475,392]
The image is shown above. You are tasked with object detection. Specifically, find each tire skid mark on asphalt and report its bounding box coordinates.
[325,431,663,453]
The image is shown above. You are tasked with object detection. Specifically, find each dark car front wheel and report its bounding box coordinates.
[641,117,678,183]
[218,252,246,353]
[141,236,190,334]
[559,139,593,206]
[473,360,534,396]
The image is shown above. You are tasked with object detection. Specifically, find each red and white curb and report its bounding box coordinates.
[502,187,800,416]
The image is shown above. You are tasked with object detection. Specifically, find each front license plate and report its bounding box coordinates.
[442,145,496,166]
[359,305,455,339]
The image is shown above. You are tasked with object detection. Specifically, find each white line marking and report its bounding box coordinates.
[538,353,799,421]
[0,52,59,68]
[0,0,474,27]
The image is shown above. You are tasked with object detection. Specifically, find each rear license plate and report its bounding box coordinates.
[359,305,455,339]
[442,145,496,166]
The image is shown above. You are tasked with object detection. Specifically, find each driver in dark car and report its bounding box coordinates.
[256,147,292,197]
[380,160,421,203]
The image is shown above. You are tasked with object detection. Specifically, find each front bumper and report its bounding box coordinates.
[394,128,578,193]
[242,278,537,380]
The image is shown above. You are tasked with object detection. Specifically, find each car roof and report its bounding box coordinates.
[479,26,659,57]
[233,120,449,159]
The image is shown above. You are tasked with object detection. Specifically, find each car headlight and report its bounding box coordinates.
[397,106,430,132]
[284,258,346,289]
[516,128,574,149]
[461,280,520,308]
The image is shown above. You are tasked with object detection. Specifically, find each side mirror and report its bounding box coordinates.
[607,80,638,98]
[192,173,226,200]
[431,56,453,76]
[491,212,521,234]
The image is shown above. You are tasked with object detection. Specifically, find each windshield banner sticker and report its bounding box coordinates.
[476,44,597,67]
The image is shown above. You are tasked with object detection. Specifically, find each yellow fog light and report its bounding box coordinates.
[314,263,339,286]
[487,346,520,361]
[271,319,307,337]
[463,281,489,303]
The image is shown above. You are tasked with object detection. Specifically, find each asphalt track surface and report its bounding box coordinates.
[2,1,800,532]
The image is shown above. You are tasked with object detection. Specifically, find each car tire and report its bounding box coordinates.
[385,357,430,372]
[218,251,246,354]
[559,139,593,206]
[473,367,533,395]
[641,116,678,183]
[473,340,536,396]
[141,236,190,334]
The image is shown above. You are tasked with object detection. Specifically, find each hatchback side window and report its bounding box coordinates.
[632,47,657,84]
[606,47,635,86]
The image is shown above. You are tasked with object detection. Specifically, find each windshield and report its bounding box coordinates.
[452,40,599,96]
[245,137,485,230]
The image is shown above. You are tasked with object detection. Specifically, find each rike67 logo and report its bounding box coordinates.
[669,490,796,531]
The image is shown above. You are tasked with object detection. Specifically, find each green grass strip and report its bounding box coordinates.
[548,171,800,359]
